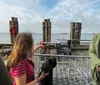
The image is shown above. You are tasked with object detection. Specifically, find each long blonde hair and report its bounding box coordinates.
[7,32,33,67]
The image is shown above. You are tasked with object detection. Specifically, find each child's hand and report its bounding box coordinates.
[38,41,45,49]
[97,67,100,72]
[39,71,49,80]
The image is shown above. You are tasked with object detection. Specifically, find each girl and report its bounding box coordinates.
[7,32,48,85]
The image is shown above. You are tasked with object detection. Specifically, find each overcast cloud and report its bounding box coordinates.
[0,0,100,33]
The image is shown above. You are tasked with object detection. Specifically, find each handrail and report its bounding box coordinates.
[57,39,91,41]
[34,53,90,58]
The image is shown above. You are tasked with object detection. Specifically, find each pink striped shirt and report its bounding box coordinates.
[10,59,35,85]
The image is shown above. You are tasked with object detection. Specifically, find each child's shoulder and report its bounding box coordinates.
[14,59,28,68]
[94,33,100,37]
[93,33,100,40]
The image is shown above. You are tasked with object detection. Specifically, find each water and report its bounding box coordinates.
[0,33,94,45]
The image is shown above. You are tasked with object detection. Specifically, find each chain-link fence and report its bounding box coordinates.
[34,54,93,85]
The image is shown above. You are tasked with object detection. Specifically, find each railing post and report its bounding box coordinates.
[42,19,51,54]
[9,17,19,43]
[42,19,51,42]
[70,22,82,46]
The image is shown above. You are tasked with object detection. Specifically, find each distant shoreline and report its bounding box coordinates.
[0,32,96,34]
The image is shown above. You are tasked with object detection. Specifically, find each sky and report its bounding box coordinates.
[0,0,100,33]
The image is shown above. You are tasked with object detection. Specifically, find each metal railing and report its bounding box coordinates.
[34,54,93,85]
[57,39,91,41]
[57,39,91,45]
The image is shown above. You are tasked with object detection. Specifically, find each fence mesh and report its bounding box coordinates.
[34,54,93,85]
